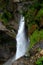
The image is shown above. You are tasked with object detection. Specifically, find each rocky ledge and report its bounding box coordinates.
[13,40,43,65]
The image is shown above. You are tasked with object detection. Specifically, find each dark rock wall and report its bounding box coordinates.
[0,30,16,62]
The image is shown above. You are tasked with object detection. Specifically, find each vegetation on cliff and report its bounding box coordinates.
[0,0,43,64]
[0,0,14,25]
[36,56,43,65]
[22,0,43,49]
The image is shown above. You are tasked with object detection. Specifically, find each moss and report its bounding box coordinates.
[0,0,14,25]
[29,30,43,49]
[22,0,43,49]
[22,0,43,28]
[0,10,13,25]
[36,8,43,20]
[36,57,43,65]
[29,30,39,49]
[39,30,43,40]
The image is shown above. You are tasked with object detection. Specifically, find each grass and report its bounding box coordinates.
[36,56,43,65]
[29,29,43,49]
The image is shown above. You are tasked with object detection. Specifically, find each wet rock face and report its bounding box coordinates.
[0,30,16,61]
[13,0,20,2]
[12,56,30,65]
[13,0,30,2]
[39,40,43,49]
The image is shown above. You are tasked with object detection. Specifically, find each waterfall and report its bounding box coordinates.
[3,15,29,65]
[14,15,29,60]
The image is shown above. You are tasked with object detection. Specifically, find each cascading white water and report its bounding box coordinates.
[3,15,29,65]
[14,15,29,60]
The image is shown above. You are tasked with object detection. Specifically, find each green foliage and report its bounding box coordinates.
[23,5,35,23]
[0,0,6,10]
[29,30,43,49]
[0,0,13,25]
[22,0,43,50]
[0,10,13,25]
[36,8,43,20]
[0,0,9,10]
[37,48,41,52]
[29,30,39,49]
[39,30,43,40]
[36,57,43,65]
[22,0,43,28]
[22,0,43,49]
